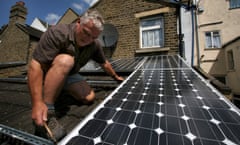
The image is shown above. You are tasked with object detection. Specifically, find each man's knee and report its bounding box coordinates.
[74,90,95,104]
[84,90,95,104]
[65,79,95,104]
[52,54,74,73]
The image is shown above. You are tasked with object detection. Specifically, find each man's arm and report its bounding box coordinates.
[27,59,48,126]
[100,60,124,82]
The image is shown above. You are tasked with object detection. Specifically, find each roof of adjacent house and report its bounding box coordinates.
[56,8,79,25]
[222,36,240,48]
[16,23,43,39]
[0,24,8,35]
[37,18,51,28]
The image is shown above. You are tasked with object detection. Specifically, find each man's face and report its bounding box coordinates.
[76,20,101,47]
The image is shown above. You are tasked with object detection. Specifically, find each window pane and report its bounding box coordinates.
[141,18,162,27]
[205,32,212,48]
[213,32,221,48]
[230,0,240,8]
[142,29,162,47]
[140,16,164,48]
[205,31,221,48]
[213,35,221,48]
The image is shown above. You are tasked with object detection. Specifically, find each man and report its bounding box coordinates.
[28,10,123,141]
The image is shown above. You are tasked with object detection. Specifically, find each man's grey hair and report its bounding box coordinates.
[80,10,104,31]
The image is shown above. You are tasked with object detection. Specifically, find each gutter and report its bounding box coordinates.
[193,0,200,67]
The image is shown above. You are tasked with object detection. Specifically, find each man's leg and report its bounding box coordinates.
[43,54,74,104]
[64,74,95,104]
[37,54,73,141]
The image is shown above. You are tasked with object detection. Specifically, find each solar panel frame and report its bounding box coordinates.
[58,55,240,145]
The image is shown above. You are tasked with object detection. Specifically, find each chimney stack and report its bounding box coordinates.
[9,1,28,25]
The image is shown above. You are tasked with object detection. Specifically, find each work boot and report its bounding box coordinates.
[34,110,66,142]
[45,116,66,142]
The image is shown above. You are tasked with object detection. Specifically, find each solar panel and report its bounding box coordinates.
[59,55,240,145]
[80,57,144,73]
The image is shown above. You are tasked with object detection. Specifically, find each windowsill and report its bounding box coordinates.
[201,59,218,63]
[204,47,222,50]
[229,7,240,10]
[135,47,170,53]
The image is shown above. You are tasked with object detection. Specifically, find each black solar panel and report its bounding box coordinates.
[80,57,144,73]
[59,55,240,145]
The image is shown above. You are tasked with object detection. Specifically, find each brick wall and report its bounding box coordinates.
[0,24,29,63]
[0,24,31,77]
[0,40,39,78]
[93,0,179,59]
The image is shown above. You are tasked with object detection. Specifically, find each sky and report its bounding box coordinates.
[0,0,99,27]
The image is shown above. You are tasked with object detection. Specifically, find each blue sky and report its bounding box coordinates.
[0,0,99,27]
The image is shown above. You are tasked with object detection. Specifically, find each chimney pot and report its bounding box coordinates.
[16,1,25,6]
[9,1,27,24]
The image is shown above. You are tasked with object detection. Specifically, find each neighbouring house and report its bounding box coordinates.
[54,0,182,60]
[0,1,43,77]
[91,0,180,59]
[31,17,50,32]
[190,0,240,99]
[57,8,79,25]
[222,36,240,105]
[194,0,240,79]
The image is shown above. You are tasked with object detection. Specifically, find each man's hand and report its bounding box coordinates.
[101,60,124,83]
[31,101,48,126]
[113,75,124,83]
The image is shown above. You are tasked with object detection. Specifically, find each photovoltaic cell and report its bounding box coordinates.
[80,57,144,73]
[59,55,240,145]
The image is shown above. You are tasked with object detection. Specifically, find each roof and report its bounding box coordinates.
[0,24,8,35]
[37,18,51,28]
[0,81,114,144]
[1,55,240,145]
[56,8,79,24]
[16,23,43,39]
[222,36,240,48]
[31,17,52,32]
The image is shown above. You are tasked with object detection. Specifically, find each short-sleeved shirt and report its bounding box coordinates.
[33,23,106,74]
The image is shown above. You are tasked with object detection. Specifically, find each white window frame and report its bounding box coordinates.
[140,16,164,49]
[230,0,240,9]
[205,31,221,49]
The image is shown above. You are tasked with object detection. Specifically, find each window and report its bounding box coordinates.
[230,0,240,9]
[140,16,164,48]
[205,31,221,48]
[227,50,235,70]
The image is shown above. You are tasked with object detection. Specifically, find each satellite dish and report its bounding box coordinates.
[98,23,119,47]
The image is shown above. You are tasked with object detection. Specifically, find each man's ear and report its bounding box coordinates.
[73,17,80,24]
[77,18,80,23]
